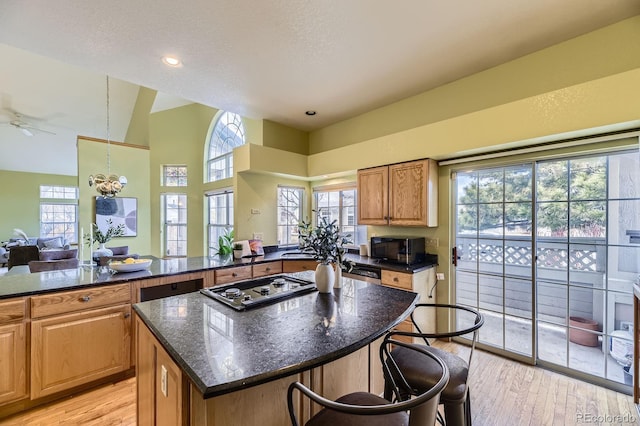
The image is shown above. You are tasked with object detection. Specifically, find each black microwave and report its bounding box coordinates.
[370,237,425,265]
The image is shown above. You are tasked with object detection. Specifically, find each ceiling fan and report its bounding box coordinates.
[0,113,56,137]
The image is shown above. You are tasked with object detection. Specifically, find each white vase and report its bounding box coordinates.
[93,243,113,258]
[233,249,243,260]
[334,265,342,289]
[315,263,335,294]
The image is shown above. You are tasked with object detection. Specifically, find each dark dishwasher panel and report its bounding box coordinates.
[140,279,202,302]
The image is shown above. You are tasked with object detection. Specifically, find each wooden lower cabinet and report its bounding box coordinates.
[31,304,131,399]
[282,260,318,273]
[215,266,252,285]
[136,315,186,426]
[137,318,379,426]
[252,261,282,277]
[0,322,28,405]
[0,298,28,406]
[381,268,437,341]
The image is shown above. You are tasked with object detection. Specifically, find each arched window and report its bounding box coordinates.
[206,111,245,182]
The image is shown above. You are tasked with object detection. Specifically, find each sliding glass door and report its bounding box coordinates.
[454,164,534,360]
[454,149,640,388]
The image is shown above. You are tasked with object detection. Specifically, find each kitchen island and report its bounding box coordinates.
[133,274,419,425]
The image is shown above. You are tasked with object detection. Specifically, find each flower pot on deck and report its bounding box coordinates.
[569,316,599,347]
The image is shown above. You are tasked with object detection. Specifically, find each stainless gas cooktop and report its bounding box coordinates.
[200,274,316,310]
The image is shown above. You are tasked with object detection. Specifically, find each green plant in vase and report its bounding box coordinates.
[298,215,353,292]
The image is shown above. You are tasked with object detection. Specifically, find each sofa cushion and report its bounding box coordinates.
[39,248,78,261]
[37,237,70,250]
[43,237,64,249]
[108,246,129,256]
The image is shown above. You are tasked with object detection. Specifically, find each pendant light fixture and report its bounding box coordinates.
[88,75,127,197]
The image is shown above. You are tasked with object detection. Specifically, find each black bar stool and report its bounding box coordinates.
[287,336,450,426]
[384,304,484,426]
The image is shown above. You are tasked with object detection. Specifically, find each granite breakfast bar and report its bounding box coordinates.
[133,275,419,425]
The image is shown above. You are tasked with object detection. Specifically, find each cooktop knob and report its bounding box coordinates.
[260,286,270,295]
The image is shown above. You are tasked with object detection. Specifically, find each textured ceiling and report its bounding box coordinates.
[0,1,639,175]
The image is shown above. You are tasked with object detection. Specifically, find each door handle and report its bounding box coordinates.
[452,247,460,266]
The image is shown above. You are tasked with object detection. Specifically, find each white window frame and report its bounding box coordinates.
[313,184,365,247]
[163,165,188,187]
[162,193,188,257]
[277,186,304,246]
[39,185,78,243]
[206,112,245,182]
[207,190,234,256]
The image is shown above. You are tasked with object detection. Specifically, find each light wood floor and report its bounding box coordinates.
[1,342,636,425]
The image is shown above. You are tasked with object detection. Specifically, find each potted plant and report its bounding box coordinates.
[84,219,125,258]
[298,215,353,293]
[215,228,234,256]
[233,242,244,259]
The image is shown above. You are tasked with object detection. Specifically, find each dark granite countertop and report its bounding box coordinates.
[133,272,419,398]
[0,250,437,300]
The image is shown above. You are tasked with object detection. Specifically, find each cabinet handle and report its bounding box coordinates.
[81,295,91,302]
[232,272,238,277]
[266,267,271,272]
[124,312,131,318]
[393,277,399,282]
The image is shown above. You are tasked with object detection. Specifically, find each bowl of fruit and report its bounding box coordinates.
[109,258,153,273]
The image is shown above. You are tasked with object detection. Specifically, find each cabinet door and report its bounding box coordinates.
[155,341,184,426]
[31,304,131,399]
[357,165,389,225]
[388,160,429,226]
[0,322,27,405]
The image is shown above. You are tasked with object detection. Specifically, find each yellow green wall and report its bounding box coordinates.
[77,137,151,262]
[301,16,640,307]
[236,172,310,244]
[308,16,640,154]
[125,86,156,147]
[262,120,309,155]
[0,171,76,240]
[148,103,218,257]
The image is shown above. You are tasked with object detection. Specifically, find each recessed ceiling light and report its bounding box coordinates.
[162,56,182,67]
[305,110,317,116]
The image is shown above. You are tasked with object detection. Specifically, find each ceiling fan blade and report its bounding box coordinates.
[21,127,34,137]
[22,125,55,135]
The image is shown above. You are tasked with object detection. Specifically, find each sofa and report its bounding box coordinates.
[0,247,8,267]
[28,248,79,272]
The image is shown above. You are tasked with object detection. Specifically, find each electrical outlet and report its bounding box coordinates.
[253,232,263,240]
[161,365,168,397]
[250,208,261,215]
[426,238,439,248]
[621,321,633,332]
[436,272,445,281]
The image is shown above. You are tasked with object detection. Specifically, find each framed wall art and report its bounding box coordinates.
[95,197,138,236]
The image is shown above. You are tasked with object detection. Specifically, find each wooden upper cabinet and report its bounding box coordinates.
[357,165,389,226]
[358,159,438,227]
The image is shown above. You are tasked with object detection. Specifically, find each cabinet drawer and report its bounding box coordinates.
[215,266,252,285]
[282,260,318,273]
[252,261,282,277]
[392,319,415,344]
[0,298,26,323]
[381,270,412,290]
[31,283,131,319]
